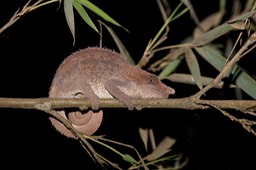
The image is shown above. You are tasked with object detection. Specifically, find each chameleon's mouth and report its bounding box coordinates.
[161,83,175,96]
[158,83,175,98]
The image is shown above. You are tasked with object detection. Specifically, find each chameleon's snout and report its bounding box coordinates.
[162,83,175,95]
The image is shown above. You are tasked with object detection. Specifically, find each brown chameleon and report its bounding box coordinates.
[49,47,175,138]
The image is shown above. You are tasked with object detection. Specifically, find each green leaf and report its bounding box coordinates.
[180,0,201,27]
[64,0,75,45]
[123,154,137,164]
[157,47,186,79]
[192,23,233,46]
[192,9,256,47]
[193,11,225,39]
[227,8,256,23]
[147,2,187,51]
[196,46,256,99]
[195,46,225,70]
[185,47,203,89]
[72,0,98,33]
[158,56,183,79]
[233,69,256,99]
[219,0,226,12]
[75,0,124,28]
[101,22,134,65]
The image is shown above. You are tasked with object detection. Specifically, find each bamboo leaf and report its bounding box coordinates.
[195,46,256,99]
[167,73,237,88]
[193,11,225,39]
[192,9,256,47]
[158,56,183,79]
[156,47,186,79]
[123,154,137,164]
[147,2,185,51]
[227,8,256,23]
[101,22,134,64]
[149,129,156,150]
[64,0,75,44]
[185,47,203,89]
[75,0,124,29]
[228,20,247,30]
[180,0,201,27]
[139,128,149,152]
[192,23,233,46]
[145,136,176,161]
[72,0,98,33]
[195,46,225,70]
[219,0,226,12]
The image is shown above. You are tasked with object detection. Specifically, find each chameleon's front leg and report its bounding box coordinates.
[105,79,134,110]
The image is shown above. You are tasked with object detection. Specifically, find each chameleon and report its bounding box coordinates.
[49,47,175,138]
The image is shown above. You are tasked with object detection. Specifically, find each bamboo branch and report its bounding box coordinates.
[0,97,255,111]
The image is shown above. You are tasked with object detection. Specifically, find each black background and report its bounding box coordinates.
[0,0,256,169]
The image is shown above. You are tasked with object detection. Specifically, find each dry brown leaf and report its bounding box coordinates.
[149,128,156,150]
[228,20,247,30]
[167,73,237,88]
[138,128,149,152]
[145,136,176,161]
[185,47,203,89]
[180,0,201,27]
[193,11,225,39]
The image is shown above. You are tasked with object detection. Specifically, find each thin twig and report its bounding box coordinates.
[0,0,58,34]
[0,97,256,111]
[193,31,256,99]
[45,109,103,163]
[209,104,256,136]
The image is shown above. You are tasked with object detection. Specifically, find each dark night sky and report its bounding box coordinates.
[0,0,256,169]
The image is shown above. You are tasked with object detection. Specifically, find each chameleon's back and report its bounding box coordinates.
[48,47,175,138]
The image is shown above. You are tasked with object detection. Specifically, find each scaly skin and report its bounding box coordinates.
[49,47,175,138]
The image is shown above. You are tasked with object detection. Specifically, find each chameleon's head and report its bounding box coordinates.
[134,74,175,99]
[120,65,175,99]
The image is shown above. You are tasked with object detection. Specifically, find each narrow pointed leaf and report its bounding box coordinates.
[148,2,185,51]
[76,0,124,28]
[145,136,176,161]
[102,22,134,64]
[195,46,225,70]
[185,47,203,89]
[139,128,149,152]
[123,154,137,164]
[252,1,256,11]
[196,46,256,99]
[192,23,233,46]
[157,48,186,79]
[167,73,237,88]
[149,128,156,150]
[158,56,183,79]
[192,9,256,47]
[227,9,256,23]
[180,0,201,27]
[228,20,247,30]
[72,0,98,33]
[219,0,226,12]
[193,11,225,39]
[64,0,75,44]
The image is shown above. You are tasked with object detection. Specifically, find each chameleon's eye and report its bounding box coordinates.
[145,75,158,84]
[73,92,84,98]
